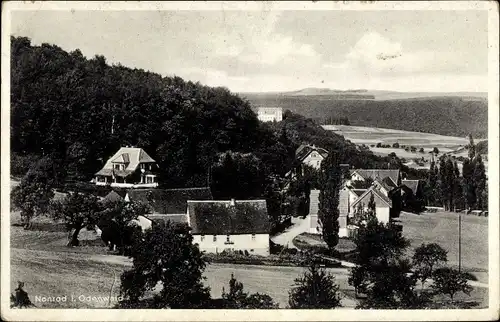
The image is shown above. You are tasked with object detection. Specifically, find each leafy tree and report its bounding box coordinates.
[318,153,342,250]
[412,243,448,288]
[222,273,278,309]
[467,134,476,160]
[119,222,210,308]
[431,268,473,301]
[211,151,268,200]
[357,258,420,309]
[348,218,417,308]
[98,199,150,254]
[473,154,487,210]
[392,142,400,148]
[367,193,376,214]
[419,147,425,153]
[433,147,440,154]
[51,192,101,246]
[462,158,476,210]
[288,262,341,309]
[11,156,59,228]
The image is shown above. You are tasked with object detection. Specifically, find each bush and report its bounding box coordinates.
[376,142,382,148]
[11,153,41,177]
[392,143,400,148]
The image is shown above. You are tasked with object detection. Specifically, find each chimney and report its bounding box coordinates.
[230,199,236,207]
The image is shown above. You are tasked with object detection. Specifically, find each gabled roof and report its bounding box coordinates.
[295,144,329,162]
[351,189,367,197]
[351,186,392,208]
[126,187,213,215]
[402,179,420,195]
[96,147,156,176]
[187,200,269,235]
[373,177,396,192]
[145,214,188,226]
[350,169,400,186]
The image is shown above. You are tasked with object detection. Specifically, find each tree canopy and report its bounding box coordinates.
[11,36,388,192]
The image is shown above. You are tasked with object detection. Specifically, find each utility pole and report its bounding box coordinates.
[458,211,462,272]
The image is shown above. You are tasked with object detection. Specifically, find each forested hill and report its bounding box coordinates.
[242,93,488,138]
[10,36,388,187]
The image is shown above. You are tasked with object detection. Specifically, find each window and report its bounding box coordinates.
[200,235,205,242]
[251,234,256,241]
[146,176,153,183]
[226,235,230,243]
[114,164,120,170]
[140,164,145,169]
[213,235,217,242]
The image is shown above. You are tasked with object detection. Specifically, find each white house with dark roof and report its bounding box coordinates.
[350,186,393,224]
[256,107,283,123]
[187,199,270,256]
[95,147,159,188]
[295,144,329,170]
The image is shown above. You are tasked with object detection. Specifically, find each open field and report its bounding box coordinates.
[10,244,355,309]
[9,209,489,309]
[322,125,488,171]
[399,211,488,283]
[8,180,488,308]
[322,125,469,149]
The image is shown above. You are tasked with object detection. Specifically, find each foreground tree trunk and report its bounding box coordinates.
[67,224,84,247]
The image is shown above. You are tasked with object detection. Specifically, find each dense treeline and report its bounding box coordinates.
[243,95,488,138]
[424,136,487,211]
[11,36,388,191]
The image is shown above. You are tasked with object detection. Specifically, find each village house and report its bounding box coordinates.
[124,187,213,225]
[295,144,329,170]
[94,147,159,188]
[255,107,283,123]
[187,199,270,256]
[310,168,403,237]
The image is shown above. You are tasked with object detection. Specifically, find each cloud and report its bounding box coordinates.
[338,31,469,77]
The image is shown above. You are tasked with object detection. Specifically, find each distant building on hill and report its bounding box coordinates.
[187,199,270,256]
[256,107,283,122]
[94,147,159,188]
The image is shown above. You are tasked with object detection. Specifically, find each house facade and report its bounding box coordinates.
[309,188,350,237]
[310,168,402,238]
[187,199,270,256]
[256,107,283,123]
[95,147,159,188]
[350,186,392,224]
[295,144,329,170]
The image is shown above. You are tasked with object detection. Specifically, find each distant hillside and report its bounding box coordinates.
[242,94,488,138]
[242,88,488,101]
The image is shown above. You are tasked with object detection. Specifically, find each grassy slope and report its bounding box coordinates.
[399,212,488,279]
[10,210,489,308]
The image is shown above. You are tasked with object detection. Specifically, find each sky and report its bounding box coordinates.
[11,9,488,93]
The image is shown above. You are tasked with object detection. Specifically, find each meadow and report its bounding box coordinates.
[322,125,488,172]
[9,208,489,309]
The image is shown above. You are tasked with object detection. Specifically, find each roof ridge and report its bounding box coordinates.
[188,199,266,203]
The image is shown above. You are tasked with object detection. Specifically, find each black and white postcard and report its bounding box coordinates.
[1,1,498,321]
